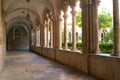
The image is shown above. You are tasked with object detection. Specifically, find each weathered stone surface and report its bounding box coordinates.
[0,51,98,80]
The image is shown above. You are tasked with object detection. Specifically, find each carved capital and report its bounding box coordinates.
[69,0,76,8]
[63,1,69,12]
[80,0,100,9]
[71,6,77,16]
[94,0,101,6]
[80,0,87,9]
[87,0,93,4]
[51,15,58,23]
[44,20,48,27]
[63,14,68,19]
[72,11,77,16]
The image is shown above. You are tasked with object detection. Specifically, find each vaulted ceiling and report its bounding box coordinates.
[3,0,80,34]
[3,0,63,32]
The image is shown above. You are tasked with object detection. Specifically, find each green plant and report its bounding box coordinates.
[99,8,112,29]
[99,42,113,53]
[62,42,113,53]
[76,10,82,28]
[103,28,113,43]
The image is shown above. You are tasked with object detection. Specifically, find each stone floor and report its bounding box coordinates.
[0,51,101,80]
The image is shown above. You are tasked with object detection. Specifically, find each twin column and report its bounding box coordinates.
[81,0,99,53]
[81,0,120,55]
[63,3,77,50]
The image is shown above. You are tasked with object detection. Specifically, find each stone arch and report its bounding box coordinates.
[7,22,29,35]
[7,22,30,51]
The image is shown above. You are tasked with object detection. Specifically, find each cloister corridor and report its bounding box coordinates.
[0,0,120,80]
[0,51,100,80]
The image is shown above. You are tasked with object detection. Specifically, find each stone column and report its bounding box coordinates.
[71,4,77,51]
[58,16,63,49]
[34,29,37,47]
[53,17,56,49]
[50,21,53,48]
[81,0,88,53]
[36,28,40,47]
[39,29,41,46]
[44,21,47,47]
[40,24,44,47]
[91,0,99,53]
[81,0,90,53]
[81,0,99,53]
[53,14,62,49]
[31,30,34,46]
[46,23,49,48]
[112,0,120,56]
[63,10,68,50]
[36,28,38,47]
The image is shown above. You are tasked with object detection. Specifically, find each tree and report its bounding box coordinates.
[76,10,82,28]
[99,8,112,29]
[76,8,112,29]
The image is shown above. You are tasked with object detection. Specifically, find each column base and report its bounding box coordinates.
[95,50,101,54]
[58,47,63,50]
[63,46,69,50]
[63,47,71,51]
[71,49,81,52]
[64,48,69,50]
[111,50,120,56]
[71,48,77,51]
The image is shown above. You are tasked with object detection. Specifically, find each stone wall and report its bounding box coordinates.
[0,0,5,73]
[90,55,120,80]
[31,46,41,55]
[7,26,29,51]
[0,45,3,73]
[56,50,88,73]
[31,47,120,80]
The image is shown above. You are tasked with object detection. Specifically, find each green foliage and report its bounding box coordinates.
[99,8,112,29]
[76,11,82,28]
[76,42,82,50]
[108,29,113,41]
[68,42,82,47]
[62,42,113,53]
[67,42,82,50]
[62,32,64,43]
[76,42,82,47]
[103,28,113,42]
[68,42,72,47]
[76,8,112,29]
[99,42,113,53]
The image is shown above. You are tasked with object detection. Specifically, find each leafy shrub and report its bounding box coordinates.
[62,42,113,53]
[68,42,72,47]
[99,42,113,53]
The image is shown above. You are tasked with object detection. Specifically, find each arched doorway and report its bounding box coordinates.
[7,24,30,51]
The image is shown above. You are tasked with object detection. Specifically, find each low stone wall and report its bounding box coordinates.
[0,45,4,73]
[31,47,120,80]
[56,50,88,73]
[31,46,41,55]
[90,54,120,80]
[42,48,56,60]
